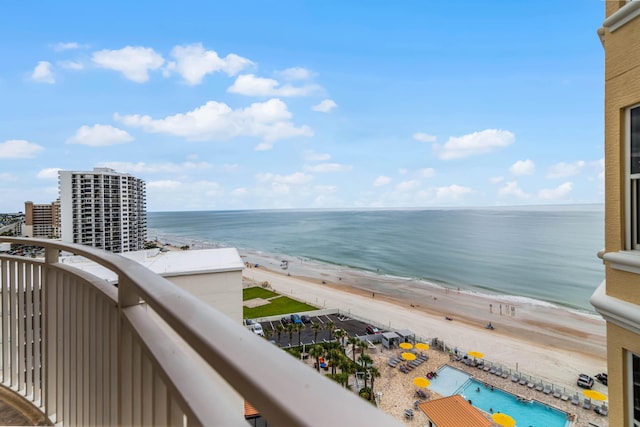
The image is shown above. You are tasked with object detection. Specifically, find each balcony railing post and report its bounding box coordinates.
[118,275,139,426]
[43,246,60,423]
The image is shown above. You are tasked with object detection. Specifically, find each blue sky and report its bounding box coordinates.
[0,1,605,212]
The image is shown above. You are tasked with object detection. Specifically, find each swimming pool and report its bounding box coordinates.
[427,365,472,396]
[459,379,570,427]
[431,366,570,427]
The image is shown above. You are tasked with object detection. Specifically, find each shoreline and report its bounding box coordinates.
[241,257,607,390]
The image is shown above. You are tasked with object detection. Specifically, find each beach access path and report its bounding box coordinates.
[242,264,607,391]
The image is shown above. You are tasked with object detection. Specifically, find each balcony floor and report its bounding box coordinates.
[0,387,51,426]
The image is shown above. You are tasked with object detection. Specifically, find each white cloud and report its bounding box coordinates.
[413,132,436,143]
[0,140,44,158]
[228,74,321,97]
[96,160,211,174]
[498,181,529,199]
[434,184,472,200]
[305,163,351,172]
[92,46,164,83]
[256,172,312,185]
[509,159,535,176]
[164,43,253,85]
[223,163,240,172]
[31,61,55,83]
[373,176,391,187]
[416,168,436,178]
[547,161,586,178]
[231,187,248,197]
[53,42,81,51]
[312,99,338,113]
[396,180,420,192]
[58,60,84,70]
[67,124,134,147]
[304,150,331,161]
[277,67,313,80]
[490,176,504,183]
[434,129,515,160]
[37,168,62,179]
[314,185,337,193]
[0,172,17,182]
[537,182,573,200]
[115,98,313,145]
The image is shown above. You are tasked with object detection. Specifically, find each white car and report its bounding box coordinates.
[252,323,264,337]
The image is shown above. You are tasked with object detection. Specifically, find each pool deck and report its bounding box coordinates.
[366,347,608,427]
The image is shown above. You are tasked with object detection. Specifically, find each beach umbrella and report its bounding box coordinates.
[401,352,417,361]
[413,377,430,388]
[415,342,429,351]
[491,412,516,427]
[399,342,413,350]
[583,390,608,401]
[468,351,484,359]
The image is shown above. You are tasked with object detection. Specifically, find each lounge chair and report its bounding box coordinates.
[527,381,535,388]
[552,389,562,398]
[582,398,592,410]
[511,373,520,382]
[501,371,509,379]
[560,393,569,401]
[535,382,544,392]
[489,367,497,374]
[518,377,527,386]
[543,384,552,394]
[494,368,502,376]
[483,365,491,372]
[595,403,608,416]
[404,409,414,419]
[571,393,580,405]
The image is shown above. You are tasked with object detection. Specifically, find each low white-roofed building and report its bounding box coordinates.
[61,247,245,323]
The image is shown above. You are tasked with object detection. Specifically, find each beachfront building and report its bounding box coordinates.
[22,200,60,238]
[593,2,640,426]
[59,167,147,253]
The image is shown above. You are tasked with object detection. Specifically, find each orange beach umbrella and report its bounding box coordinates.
[468,351,484,359]
[583,390,607,401]
[492,412,516,427]
[413,377,430,388]
[415,342,429,351]
[401,352,417,361]
[399,342,413,350]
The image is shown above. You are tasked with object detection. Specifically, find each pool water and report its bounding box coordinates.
[427,365,472,396]
[459,379,570,427]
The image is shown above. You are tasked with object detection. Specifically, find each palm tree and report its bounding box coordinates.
[325,321,335,340]
[309,344,324,372]
[286,323,295,346]
[368,366,381,402]
[348,336,359,362]
[275,324,284,345]
[333,328,347,348]
[334,372,349,388]
[359,339,368,356]
[311,323,321,342]
[328,348,343,376]
[295,322,304,346]
[358,354,373,391]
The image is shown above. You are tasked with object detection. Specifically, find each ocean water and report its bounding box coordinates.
[147,204,604,313]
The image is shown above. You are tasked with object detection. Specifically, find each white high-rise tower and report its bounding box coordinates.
[59,168,147,253]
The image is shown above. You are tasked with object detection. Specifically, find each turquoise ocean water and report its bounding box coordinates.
[147,204,604,313]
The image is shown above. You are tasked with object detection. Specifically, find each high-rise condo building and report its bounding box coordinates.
[593,2,640,425]
[22,200,60,238]
[58,167,147,253]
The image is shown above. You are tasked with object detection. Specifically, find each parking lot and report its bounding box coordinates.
[259,313,383,347]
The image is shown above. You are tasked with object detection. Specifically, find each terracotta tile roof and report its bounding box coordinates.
[244,401,260,419]
[418,394,492,427]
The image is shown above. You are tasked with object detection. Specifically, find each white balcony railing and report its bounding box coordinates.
[0,237,399,426]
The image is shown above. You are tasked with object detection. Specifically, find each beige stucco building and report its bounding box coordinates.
[592,2,640,425]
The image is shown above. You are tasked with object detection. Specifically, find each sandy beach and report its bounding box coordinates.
[241,258,607,391]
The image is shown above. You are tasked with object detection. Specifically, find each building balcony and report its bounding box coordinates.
[0,237,397,427]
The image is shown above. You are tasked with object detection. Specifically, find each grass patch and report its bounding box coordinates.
[243,286,279,301]
[244,295,317,318]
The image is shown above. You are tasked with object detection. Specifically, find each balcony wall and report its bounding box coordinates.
[0,237,399,426]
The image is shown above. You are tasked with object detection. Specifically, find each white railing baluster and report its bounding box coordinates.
[33,263,41,404]
[25,263,33,399]
[9,260,16,388]
[1,259,8,384]
[18,261,26,394]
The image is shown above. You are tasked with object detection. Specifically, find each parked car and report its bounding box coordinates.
[595,373,608,386]
[365,324,381,334]
[251,323,264,337]
[577,374,594,389]
[281,316,291,325]
[290,314,303,324]
[301,315,311,323]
